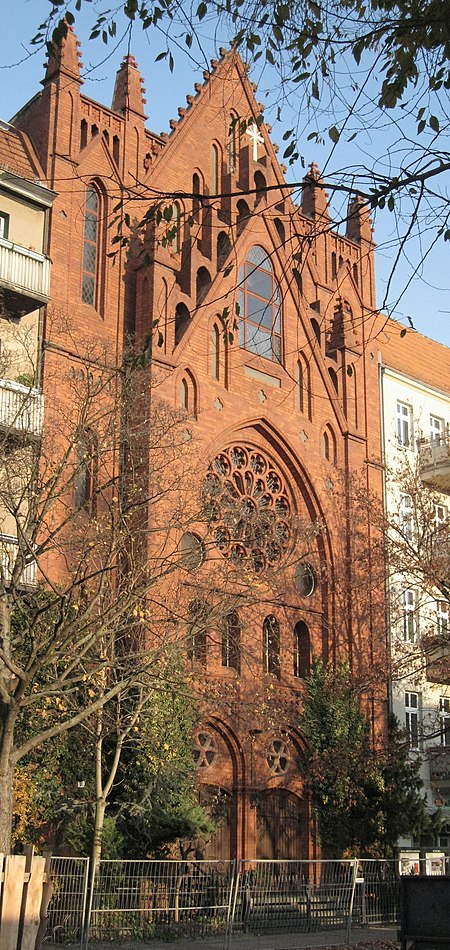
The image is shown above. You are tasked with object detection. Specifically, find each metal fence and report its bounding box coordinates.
[88,859,235,942]
[231,859,359,935]
[47,857,89,945]
[44,856,402,945]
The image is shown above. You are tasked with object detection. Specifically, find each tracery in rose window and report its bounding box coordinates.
[203,444,292,571]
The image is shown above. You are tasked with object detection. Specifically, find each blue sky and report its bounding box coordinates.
[1,0,450,350]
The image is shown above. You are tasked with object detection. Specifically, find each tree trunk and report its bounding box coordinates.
[0,590,14,852]
[92,796,107,868]
[0,706,17,852]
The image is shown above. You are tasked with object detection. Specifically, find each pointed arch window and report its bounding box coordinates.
[211,143,219,195]
[172,201,181,254]
[228,115,238,173]
[175,303,190,346]
[74,429,98,514]
[322,425,337,464]
[193,172,202,221]
[296,360,304,412]
[222,610,241,672]
[263,614,280,678]
[293,620,310,678]
[211,324,220,380]
[178,370,198,416]
[82,186,100,306]
[238,246,282,363]
[187,599,207,666]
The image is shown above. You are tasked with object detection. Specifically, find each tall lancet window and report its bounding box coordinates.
[82,186,99,306]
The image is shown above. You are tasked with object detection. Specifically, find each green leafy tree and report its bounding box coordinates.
[300,658,428,856]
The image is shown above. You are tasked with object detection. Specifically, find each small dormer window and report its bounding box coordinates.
[0,212,10,240]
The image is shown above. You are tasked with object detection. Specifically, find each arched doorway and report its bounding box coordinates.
[256,789,306,859]
[199,784,236,859]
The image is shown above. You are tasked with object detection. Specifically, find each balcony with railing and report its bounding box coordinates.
[0,534,36,588]
[0,377,43,438]
[0,237,50,317]
[418,430,450,492]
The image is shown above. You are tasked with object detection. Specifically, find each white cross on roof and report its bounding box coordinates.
[246,123,264,161]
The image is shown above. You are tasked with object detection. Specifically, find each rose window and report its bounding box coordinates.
[193,732,218,769]
[266,738,290,774]
[203,445,291,571]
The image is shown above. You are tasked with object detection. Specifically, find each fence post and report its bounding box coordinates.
[345,858,359,944]
[82,857,94,950]
[224,858,240,950]
[35,854,53,950]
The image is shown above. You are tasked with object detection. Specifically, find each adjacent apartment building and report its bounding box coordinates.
[379,324,450,859]
[0,120,55,588]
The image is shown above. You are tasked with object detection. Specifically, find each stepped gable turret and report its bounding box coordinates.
[112,54,148,120]
[43,23,83,85]
[301,162,330,221]
[346,193,373,244]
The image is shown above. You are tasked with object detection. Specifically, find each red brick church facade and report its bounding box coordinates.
[12,28,387,860]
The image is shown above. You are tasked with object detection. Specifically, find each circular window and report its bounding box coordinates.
[193,732,218,769]
[180,532,205,570]
[203,444,292,572]
[295,561,316,597]
[266,738,290,774]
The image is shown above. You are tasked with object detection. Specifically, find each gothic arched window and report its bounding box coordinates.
[74,429,98,514]
[211,324,220,380]
[82,186,100,306]
[263,614,280,678]
[187,599,208,665]
[293,620,310,678]
[222,611,241,672]
[238,247,282,362]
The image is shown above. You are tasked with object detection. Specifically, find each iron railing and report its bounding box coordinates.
[43,855,422,945]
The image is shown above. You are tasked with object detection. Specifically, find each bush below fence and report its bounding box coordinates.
[45,857,403,946]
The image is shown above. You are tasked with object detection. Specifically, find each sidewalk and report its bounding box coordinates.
[47,925,398,950]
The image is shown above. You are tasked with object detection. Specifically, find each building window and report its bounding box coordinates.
[211,143,219,195]
[440,697,450,746]
[211,324,220,380]
[82,186,99,306]
[263,614,280,678]
[192,172,201,221]
[228,115,237,173]
[435,503,448,528]
[402,589,418,642]
[238,246,282,362]
[430,414,445,443]
[74,430,97,514]
[397,401,412,448]
[0,212,10,240]
[196,267,212,307]
[187,599,207,665]
[437,600,449,636]
[293,620,310,678]
[400,493,414,541]
[405,691,419,749]
[175,303,190,346]
[172,201,180,253]
[217,231,231,270]
[222,610,240,672]
[296,360,304,412]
